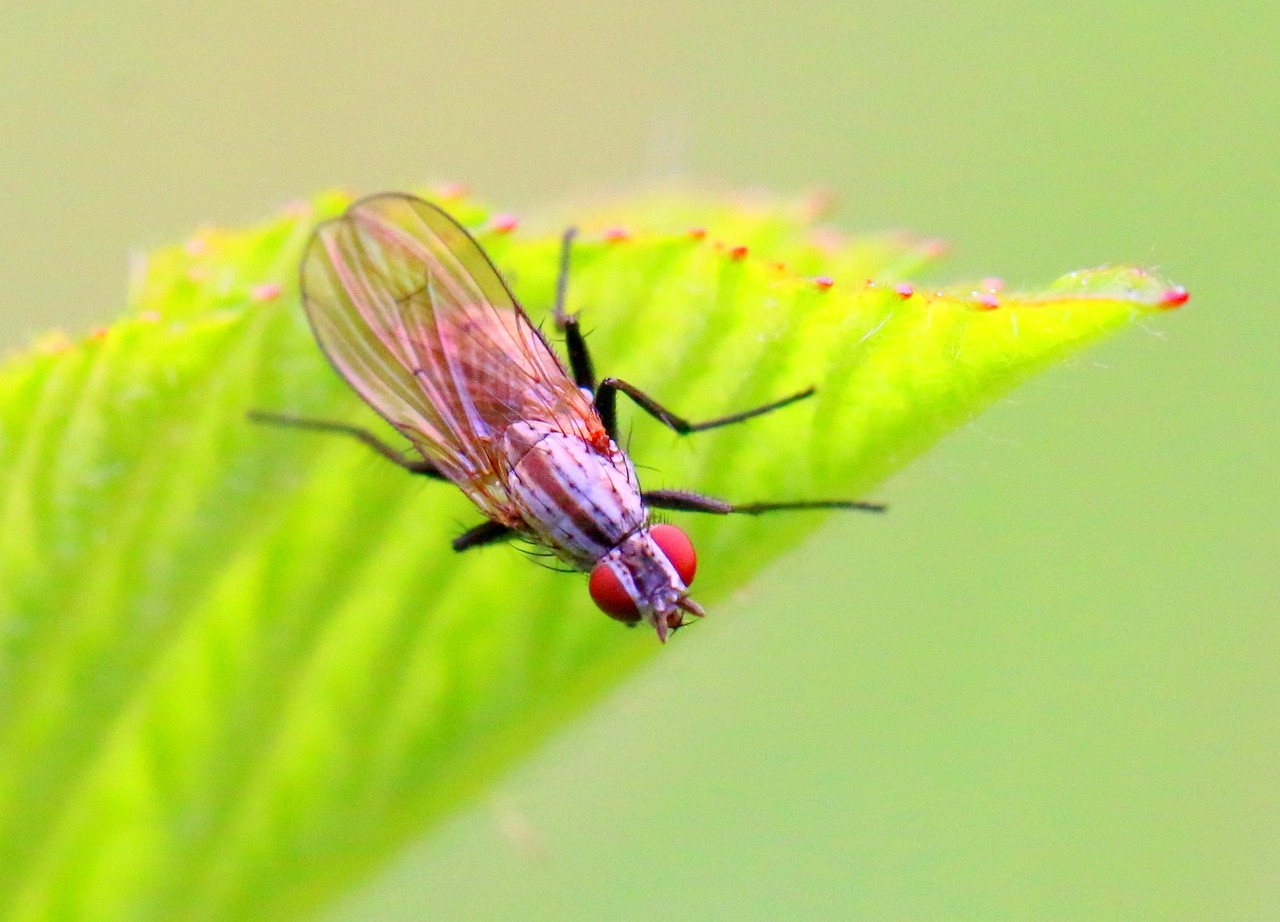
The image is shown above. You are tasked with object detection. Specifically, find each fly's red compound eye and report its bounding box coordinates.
[589,562,640,623]
[650,523,696,586]
[588,525,698,624]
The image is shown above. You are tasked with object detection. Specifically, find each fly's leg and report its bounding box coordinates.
[595,379,816,444]
[644,488,885,515]
[247,411,446,479]
[452,519,513,551]
[251,411,512,553]
[551,226,814,441]
[552,227,597,392]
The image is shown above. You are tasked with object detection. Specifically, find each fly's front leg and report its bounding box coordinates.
[247,411,446,479]
[552,226,597,392]
[644,488,886,516]
[594,379,817,444]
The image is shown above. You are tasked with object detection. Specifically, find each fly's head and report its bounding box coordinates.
[588,524,704,642]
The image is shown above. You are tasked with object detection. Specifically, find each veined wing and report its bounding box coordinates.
[300,193,596,494]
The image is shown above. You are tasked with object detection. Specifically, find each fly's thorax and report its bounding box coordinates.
[503,420,645,569]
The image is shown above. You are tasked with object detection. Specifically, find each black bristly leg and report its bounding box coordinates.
[550,227,810,441]
[250,410,512,553]
[247,411,446,479]
[552,226,596,392]
[452,519,513,551]
[594,379,817,444]
[644,488,886,515]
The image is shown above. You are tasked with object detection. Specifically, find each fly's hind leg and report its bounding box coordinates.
[247,411,446,478]
[249,410,514,555]
[452,519,513,551]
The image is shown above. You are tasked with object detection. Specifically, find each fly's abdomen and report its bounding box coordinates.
[504,421,645,569]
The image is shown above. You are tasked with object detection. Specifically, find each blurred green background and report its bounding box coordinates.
[1,3,1274,920]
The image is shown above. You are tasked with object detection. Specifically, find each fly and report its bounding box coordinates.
[251,194,884,641]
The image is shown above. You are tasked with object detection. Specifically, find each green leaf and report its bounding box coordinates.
[0,188,1185,920]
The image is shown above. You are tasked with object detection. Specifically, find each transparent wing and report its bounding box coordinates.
[299,193,597,495]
